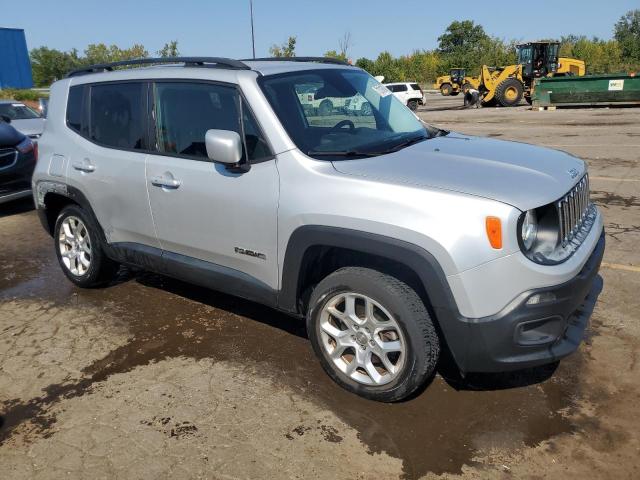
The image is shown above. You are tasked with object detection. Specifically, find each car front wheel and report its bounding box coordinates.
[307,267,440,402]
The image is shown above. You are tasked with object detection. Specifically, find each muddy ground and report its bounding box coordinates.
[1,95,639,479]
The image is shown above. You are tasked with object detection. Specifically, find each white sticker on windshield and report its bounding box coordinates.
[11,103,25,107]
[372,83,391,97]
[608,79,624,91]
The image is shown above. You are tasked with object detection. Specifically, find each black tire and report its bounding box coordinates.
[407,99,418,111]
[440,83,452,96]
[318,99,333,116]
[307,267,440,402]
[54,204,119,288]
[360,102,372,116]
[462,82,473,94]
[495,77,524,107]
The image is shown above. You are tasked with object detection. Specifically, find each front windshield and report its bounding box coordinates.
[0,103,41,120]
[259,69,430,159]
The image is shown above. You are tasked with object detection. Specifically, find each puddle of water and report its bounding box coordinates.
[0,210,581,478]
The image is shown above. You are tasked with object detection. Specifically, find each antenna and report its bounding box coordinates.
[250,0,256,59]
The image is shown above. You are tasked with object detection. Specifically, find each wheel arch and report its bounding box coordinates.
[36,182,101,237]
[278,226,459,318]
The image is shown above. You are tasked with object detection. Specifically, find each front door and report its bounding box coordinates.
[145,81,279,290]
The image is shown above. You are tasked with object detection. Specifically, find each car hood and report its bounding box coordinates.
[331,133,586,211]
[10,118,45,137]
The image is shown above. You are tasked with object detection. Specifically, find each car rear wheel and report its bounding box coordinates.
[307,267,440,402]
[54,204,119,287]
[407,99,418,111]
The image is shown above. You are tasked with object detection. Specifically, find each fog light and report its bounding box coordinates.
[526,292,557,305]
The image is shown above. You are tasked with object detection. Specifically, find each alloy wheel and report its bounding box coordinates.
[319,292,406,386]
[58,216,92,276]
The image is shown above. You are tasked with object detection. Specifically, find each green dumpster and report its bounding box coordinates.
[533,74,640,107]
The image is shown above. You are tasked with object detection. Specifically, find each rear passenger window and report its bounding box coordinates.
[154,82,241,159]
[66,86,83,133]
[90,83,145,150]
[395,84,408,92]
[386,85,397,92]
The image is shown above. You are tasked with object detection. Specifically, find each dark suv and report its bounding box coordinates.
[0,121,37,205]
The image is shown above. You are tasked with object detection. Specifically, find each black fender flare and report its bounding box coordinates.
[35,181,99,235]
[278,225,460,314]
[278,226,470,368]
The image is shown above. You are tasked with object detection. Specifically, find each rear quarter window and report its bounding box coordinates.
[410,83,422,91]
[66,86,84,133]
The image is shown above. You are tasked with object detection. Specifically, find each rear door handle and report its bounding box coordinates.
[151,176,181,189]
[72,160,95,173]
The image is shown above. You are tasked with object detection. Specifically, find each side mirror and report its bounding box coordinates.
[0,115,11,124]
[205,129,242,165]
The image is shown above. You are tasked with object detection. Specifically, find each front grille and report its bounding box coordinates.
[0,148,17,170]
[556,174,590,246]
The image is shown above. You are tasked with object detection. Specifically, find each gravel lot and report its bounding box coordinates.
[1,95,639,479]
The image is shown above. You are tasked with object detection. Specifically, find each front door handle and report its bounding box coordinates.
[151,176,182,189]
[72,160,95,173]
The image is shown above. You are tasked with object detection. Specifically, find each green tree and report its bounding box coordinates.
[269,36,296,57]
[158,40,180,58]
[614,10,640,62]
[355,57,375,74]
[437,20,490,71]
[30,47,81,86]
[83,43,148,65]
[324,50,348,62]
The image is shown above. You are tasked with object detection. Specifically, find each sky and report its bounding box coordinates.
[1,0,638,60]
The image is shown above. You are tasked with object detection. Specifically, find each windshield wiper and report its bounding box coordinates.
[307,150,380,158]
[365,135,429,155]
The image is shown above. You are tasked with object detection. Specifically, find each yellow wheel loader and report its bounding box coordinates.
[478,42,585,107]
[433,68,480,96]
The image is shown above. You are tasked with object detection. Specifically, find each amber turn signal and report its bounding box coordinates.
[485,216,502,249]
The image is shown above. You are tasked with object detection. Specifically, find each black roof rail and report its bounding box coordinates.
[244,56,352,66]
[66,57,251,78]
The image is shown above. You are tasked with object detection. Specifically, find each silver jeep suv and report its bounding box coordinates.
[33,57,604,402]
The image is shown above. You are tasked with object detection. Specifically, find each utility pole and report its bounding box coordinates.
[250,0,256,59]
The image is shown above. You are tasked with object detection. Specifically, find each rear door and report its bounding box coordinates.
[145,81,279,289]
[64,81,159,248]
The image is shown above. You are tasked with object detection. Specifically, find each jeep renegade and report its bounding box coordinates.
[33,57,604,402]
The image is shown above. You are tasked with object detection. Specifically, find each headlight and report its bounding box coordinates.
[521,210,538,250]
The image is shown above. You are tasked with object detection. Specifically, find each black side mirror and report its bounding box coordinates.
[0,115,11,124]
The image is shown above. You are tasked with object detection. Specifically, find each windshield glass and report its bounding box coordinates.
[259,69,429,159]
[0,103,41,120]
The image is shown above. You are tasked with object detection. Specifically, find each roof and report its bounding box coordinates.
[65,56,356,81]
[243,60,354,76]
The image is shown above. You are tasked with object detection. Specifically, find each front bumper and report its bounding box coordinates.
[441,230,605,373]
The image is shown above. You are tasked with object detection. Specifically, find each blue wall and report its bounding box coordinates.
[0,28,33,89]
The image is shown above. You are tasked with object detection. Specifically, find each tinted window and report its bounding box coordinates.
[242,103,271,161]
[0,103,40,120]
[154,82,240,159]
[90,83,145,149]
[395,84,408,92]
[410,83,421,91]
[66,86,83,133]
[385,85,397,92]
